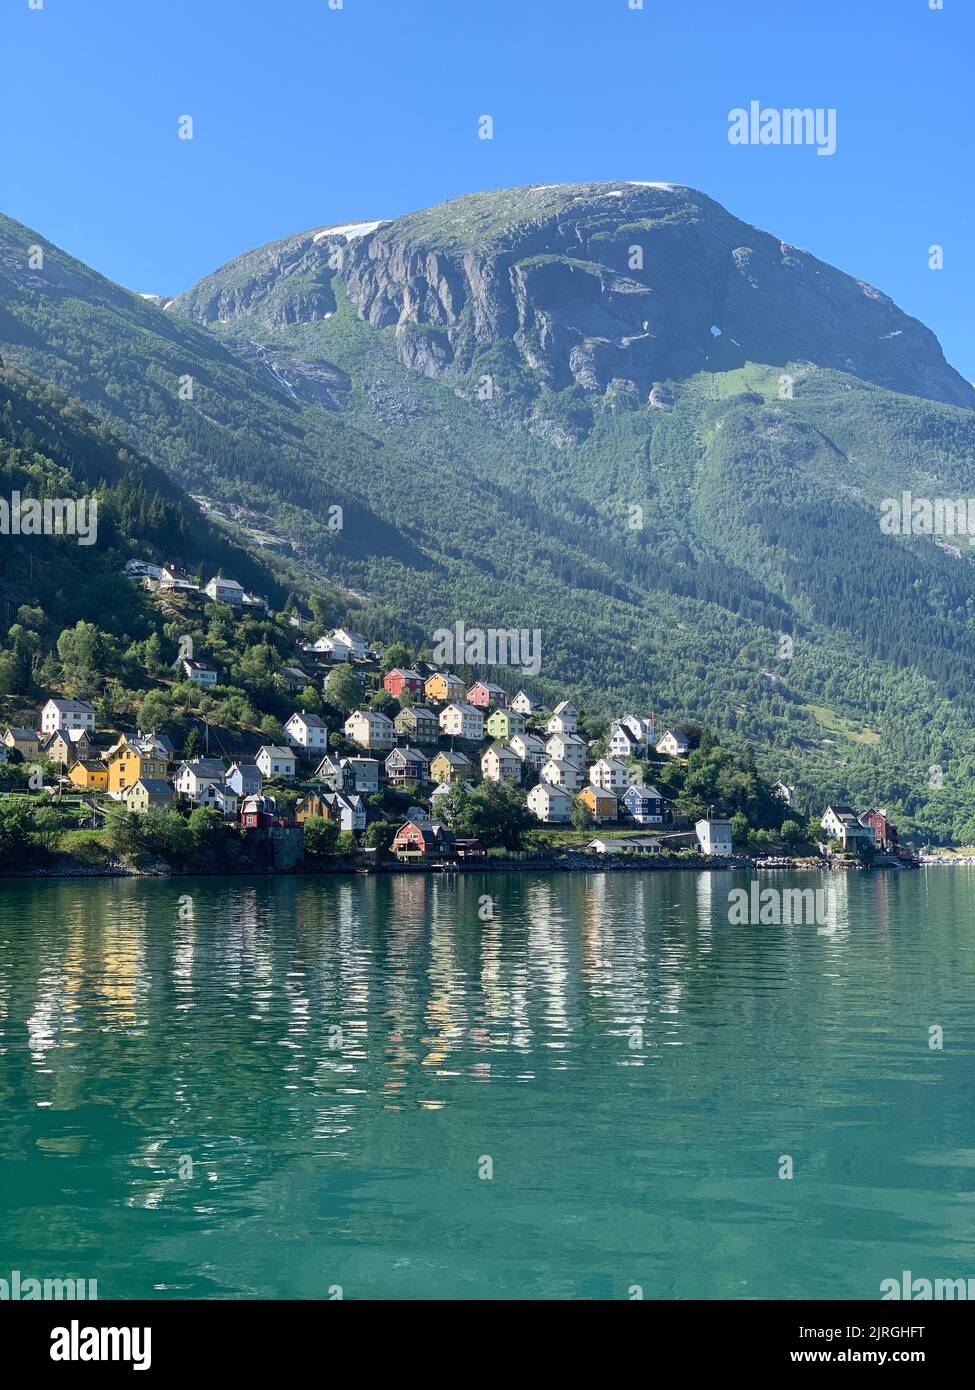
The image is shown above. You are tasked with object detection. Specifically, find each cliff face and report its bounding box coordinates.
[170,182,974,410]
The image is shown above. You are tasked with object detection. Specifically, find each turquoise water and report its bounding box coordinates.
[0,869,972,1300]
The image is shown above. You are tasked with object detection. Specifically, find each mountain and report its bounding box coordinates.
[169,182,974,411]
[3,183,975,841]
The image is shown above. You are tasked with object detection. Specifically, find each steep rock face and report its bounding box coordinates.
[338,181,973,407]
[167,182,974,411]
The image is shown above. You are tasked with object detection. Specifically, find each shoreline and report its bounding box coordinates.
[0,853,921,882]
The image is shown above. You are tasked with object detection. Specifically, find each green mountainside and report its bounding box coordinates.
[3,184,975,841]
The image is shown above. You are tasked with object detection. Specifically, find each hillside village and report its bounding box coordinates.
[0,562,914,873]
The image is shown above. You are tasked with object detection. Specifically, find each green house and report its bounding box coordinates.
[485,708,526,740]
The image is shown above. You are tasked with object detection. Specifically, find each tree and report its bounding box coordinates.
[369,689,399,717]
[336,830,358,856]
[56,620,103,696]
[363,821,397,855]
[138,689,172,735]
[303,815,339,858]
[572,798,594,831]
[188,807,225,855]
[325,665,362,713]
[183,726,203,760]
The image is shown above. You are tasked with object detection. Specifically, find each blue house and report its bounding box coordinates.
[621,783,666,825]
[226,762,263,798]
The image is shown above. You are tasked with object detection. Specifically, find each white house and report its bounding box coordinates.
[540,758,583,792]
[545,731,587,768]
[256,745,297,779]
[40,698,96,736]
[330,628,370,660]
[821,805,875,850]
[439,701,484,742]
[588,836,661,856]
[695,817,734,856]
[284,711,329,753]
[656,729,690,757]
[177,658,218,686]
[589,758,631,793]
[344,709,396,751]
[608,724,641,759]
[509,731,547,769]
[527,782,574,824]
[510,690,540,716]
[481,745,521,783]
[204,576,245,607]
[305,635,352,662]
[173,759,227,801]
[546,700,579,735]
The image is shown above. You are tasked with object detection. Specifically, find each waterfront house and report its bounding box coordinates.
[859,808,897,850]
[621,783,666,825]
[430,749,474,784]
[656,729,690,757]
[577,786,618,824]
[67,758,109,792]
[256,746,297,780]
[394,705,440,744]
[589,757,631,793]
[527,782,574,824]
[344,709,396,752]
[297,790,366,833]
[385,746,430,786]
[509,731,547,770]
[485,708,526,741]
[467,681,508,709]
[241,793,287,829]
[392,820,455,860]
[40,697,96,736]
[695,817,734,856]
[226,763,263,798]
[383,668,425,698]
[424,671,466,703]
[481,745,521,783]
[821,805,875,851]
[122,778,173,814]
[546,700,578,735]
[439,702,484,741]
[540,758,583,792]
[587,836,661,856]
[284,711,329,754]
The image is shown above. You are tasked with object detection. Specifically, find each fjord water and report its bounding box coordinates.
[0,870,972,1301]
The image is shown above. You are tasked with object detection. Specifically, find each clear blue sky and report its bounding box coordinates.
[2,0,971,378]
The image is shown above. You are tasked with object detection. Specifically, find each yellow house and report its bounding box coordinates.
[429,750,473,784]
[68,759,109,792]
[424,672,466,703]
[106,736,170,796]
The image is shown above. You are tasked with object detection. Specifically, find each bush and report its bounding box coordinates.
[303,815,339,859]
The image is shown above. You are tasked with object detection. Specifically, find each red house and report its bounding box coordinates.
[466,680,507,709]
[859,808,898,848]
[383,668,424,698]
[391,819,455,859]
